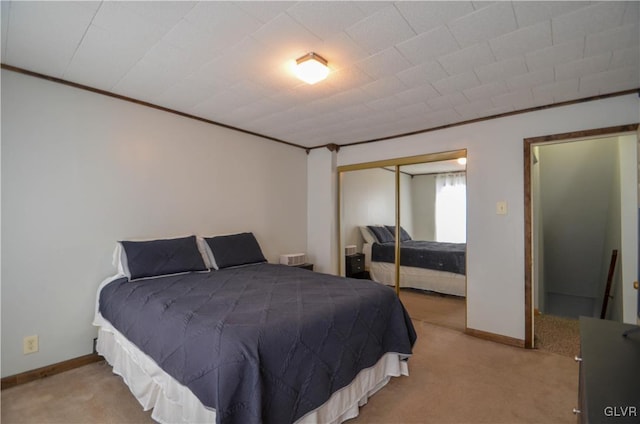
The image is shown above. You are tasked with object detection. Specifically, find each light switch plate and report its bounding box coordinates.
[496,201,507,215]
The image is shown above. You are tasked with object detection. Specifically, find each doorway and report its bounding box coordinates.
[524,124,639,349]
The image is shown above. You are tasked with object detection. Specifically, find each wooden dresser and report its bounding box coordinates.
[575,317,640,423]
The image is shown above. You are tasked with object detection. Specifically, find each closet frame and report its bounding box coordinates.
[337,149,467,295]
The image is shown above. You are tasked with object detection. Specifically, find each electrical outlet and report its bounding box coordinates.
[23,335,38,354]
[496,201,508,215]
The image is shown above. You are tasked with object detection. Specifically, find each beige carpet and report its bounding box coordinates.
[348,320,578,424]
[400,288,466,332]
[1,360,153,423]
[400,289,581,359]
[2,321,578,424]
[534,314,581,358]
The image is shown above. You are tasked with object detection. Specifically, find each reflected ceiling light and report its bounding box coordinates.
[294,52,329,84]
[457,157,467,165]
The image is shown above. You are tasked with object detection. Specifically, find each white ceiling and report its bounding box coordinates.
[2,1,638,149]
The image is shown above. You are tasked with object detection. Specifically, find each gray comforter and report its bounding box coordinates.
[372,240,466,274]
[99,263,416,424]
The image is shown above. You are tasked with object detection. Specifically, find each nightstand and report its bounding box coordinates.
[293,263,314,271]
[345,253,368,279]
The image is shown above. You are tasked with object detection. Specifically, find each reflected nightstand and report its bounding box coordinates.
[346,253,368,279]
[293,263,314,271]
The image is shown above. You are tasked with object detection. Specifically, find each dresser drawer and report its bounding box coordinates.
[577,317,640,424]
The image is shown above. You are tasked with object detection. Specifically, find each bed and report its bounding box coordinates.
[93,233,417,424]
[362,226,466,297]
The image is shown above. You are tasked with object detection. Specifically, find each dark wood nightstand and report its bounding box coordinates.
[293,263,314,271]
[346,253,368,279]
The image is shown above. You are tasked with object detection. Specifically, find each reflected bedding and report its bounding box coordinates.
[371,240,466,275]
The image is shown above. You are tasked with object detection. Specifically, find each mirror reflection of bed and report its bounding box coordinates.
[361,223,466,333]
[340,155,467,332]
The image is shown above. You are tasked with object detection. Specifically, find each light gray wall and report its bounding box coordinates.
[600,138,622,321]
[538,138,618,306]
[340,168,412,253]
[532,147,545,312]
[618,134,639,324]
[1,70,308,377]
[410,174,436,241]
[306,149,337,274]
[400,172,413,238]
[341,168,394,253]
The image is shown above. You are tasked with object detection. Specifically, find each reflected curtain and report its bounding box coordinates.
[435,172,466,243]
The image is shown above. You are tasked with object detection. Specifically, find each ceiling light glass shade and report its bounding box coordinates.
[457,157,467,165]
[294,52,329,84]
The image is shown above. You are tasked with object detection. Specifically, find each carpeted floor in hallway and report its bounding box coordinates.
[534,313,581,358]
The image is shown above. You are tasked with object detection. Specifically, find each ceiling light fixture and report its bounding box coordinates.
[294,52,329,85]
[457,157,467,165]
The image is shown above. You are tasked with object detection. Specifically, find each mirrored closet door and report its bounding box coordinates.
[338,150,468,332]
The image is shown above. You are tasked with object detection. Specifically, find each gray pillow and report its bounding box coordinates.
[204,232,266,269]
[120,235,207,280]
[385,225,412,242]
[367,225,395,244]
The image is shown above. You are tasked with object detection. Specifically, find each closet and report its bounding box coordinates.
[338,149,468,330]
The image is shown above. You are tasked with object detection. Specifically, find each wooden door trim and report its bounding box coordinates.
[523,124,639,348]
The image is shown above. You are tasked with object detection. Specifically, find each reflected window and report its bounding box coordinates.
[435,172,466,243]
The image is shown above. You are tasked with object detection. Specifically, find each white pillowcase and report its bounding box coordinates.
[359,226,376,244]
[112,242,131,278]
[196,236,218,270]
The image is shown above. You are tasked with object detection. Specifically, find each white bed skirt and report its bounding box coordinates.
[369,261,466,297]
[95,317,409,424]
